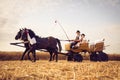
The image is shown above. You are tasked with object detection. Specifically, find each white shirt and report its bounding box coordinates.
[76,37,87,47]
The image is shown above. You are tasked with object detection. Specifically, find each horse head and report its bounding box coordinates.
[15,29,22,40]
[15,28,27,41]
[15,28,36,41]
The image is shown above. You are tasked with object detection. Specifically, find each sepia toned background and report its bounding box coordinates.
[0,0,120,54]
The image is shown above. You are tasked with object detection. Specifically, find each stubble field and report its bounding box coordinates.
[0,51,120,80]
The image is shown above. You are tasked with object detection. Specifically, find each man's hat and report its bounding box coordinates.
[76,30,80,33]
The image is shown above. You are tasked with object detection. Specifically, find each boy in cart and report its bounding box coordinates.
[70,30,81,49]
[76,33,87,47]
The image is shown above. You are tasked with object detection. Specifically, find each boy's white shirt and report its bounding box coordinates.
[76,37,87,47]
[27,33,36,45]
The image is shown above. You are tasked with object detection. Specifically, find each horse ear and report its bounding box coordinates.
[19,29,21,31]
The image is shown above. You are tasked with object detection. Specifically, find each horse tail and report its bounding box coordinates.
[56,39,62,52]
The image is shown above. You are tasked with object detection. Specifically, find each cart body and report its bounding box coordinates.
[65,41,108,62]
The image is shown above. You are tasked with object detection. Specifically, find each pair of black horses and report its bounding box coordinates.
[15,28,62,62]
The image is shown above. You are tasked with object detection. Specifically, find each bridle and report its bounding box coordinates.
[19,29,24,40]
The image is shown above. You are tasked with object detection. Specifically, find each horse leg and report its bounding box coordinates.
[29,46,36,62]
[54,50,58,62]
[56,53,58,62]
[27,48,36,62]
[28,44,36,62]
[52,53,55,61]
[49,51,53,61]
[27,51,32,61]
[20,48,29,60]
[31,50,36,62]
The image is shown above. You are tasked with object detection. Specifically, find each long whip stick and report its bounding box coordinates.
[55,20,70,41]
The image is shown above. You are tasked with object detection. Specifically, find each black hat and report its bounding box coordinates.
[76,30,80,33]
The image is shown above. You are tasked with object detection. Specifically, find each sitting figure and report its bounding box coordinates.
[79,33,87,44]
[70,30,81,49]
[74,33,87,48]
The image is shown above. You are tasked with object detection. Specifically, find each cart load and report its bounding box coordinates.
[65,40,105,52]
[89,41,104,52]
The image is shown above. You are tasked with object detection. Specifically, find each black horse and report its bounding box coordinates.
[15,28,62,62]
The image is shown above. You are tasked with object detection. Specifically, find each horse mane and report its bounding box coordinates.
[28,29,36,38]
[35,35,41,39]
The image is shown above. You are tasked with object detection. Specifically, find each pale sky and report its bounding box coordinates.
[0,0,120,54]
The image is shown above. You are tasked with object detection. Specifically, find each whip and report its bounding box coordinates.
[55,20,70,41]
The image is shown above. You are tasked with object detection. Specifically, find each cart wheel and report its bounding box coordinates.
[73,53,83,62]
[98,51,108,61]
[67,51,74,61]
[90,52,98,61]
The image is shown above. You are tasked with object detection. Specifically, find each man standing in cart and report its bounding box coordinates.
[70,30,81,49]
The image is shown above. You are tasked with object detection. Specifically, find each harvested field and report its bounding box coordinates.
[0,60,120,80]
[0,51,120,80]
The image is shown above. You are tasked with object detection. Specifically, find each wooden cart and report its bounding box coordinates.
[64,41,108,62]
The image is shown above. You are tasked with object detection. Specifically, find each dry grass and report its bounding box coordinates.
[0,51,120,80]
[0,60,119,80]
